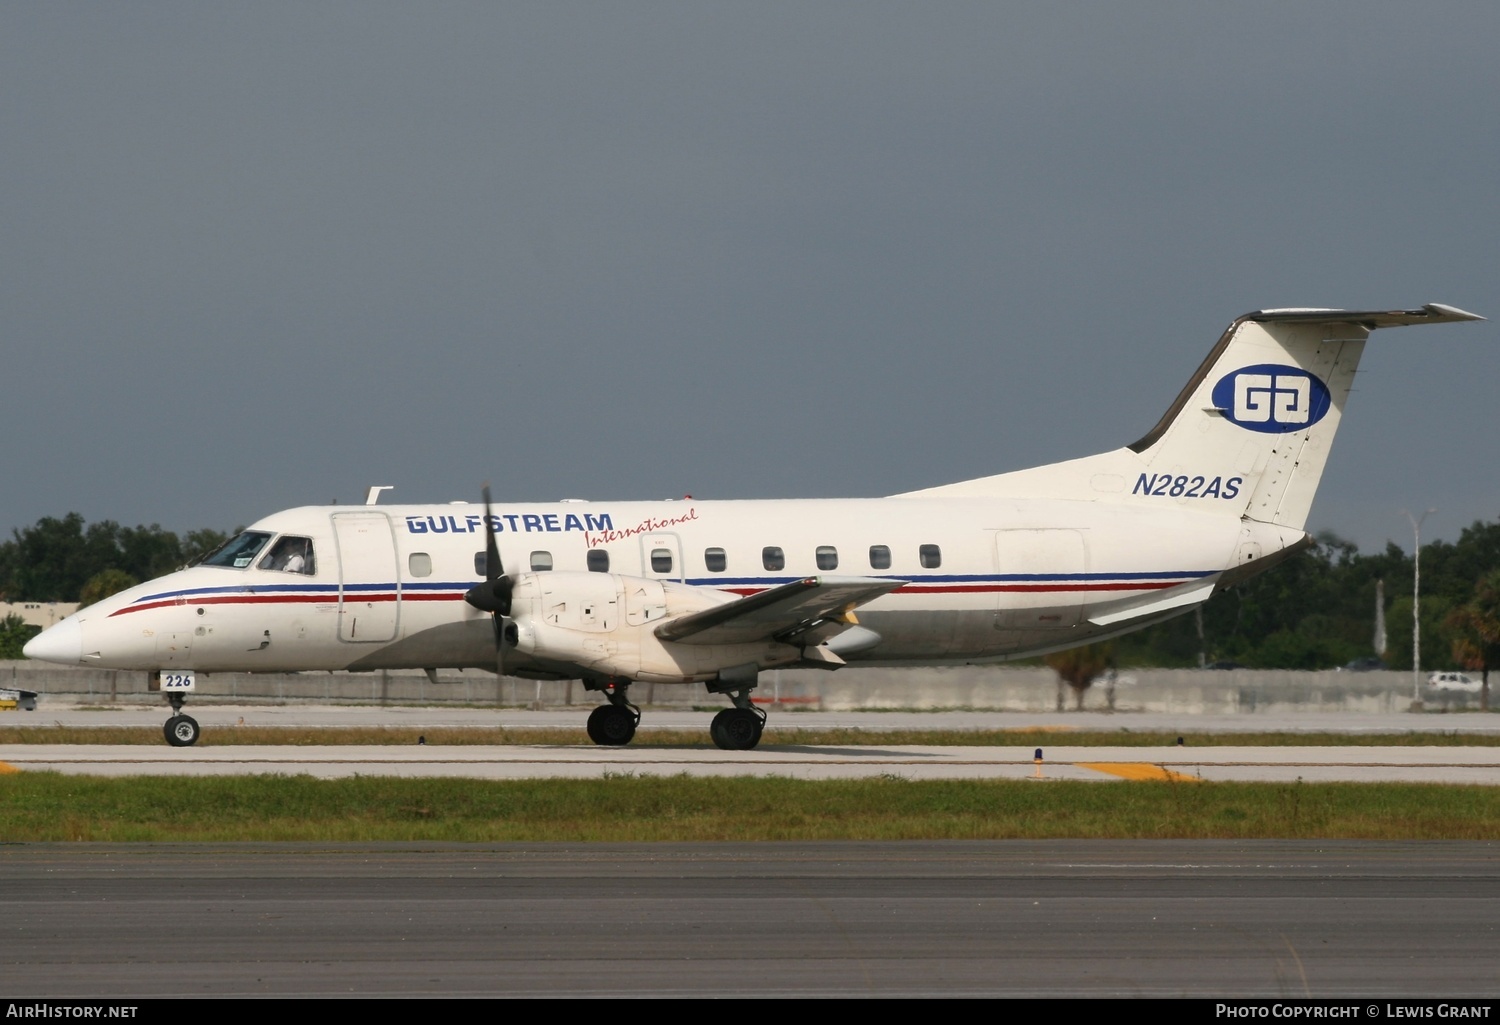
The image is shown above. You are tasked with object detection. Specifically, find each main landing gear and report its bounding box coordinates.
[583,678,640,746]
[709,706,764,751]
[706,667,765,751]
[163,692,200,748]
[581,667,766,751]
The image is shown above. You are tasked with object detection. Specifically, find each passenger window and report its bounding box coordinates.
[704,547,727,573]
[530,551,553,571]
[919,544,942,569]
[474,552,488,576]
[869,545,892,570]
[257,536,316,575]
[408,553,432,578]
[816,546,838,571]
[587,549,610,573]
[651,548,673,574]
[762,546,785,571]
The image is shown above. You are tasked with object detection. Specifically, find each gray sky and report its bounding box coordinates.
[2,2,1496,554]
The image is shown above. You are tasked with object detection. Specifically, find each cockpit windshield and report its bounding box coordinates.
[199,531,273,569]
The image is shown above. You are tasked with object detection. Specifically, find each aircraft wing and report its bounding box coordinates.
[656,576,903,646]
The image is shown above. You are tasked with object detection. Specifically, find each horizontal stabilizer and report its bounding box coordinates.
[1247,304,1483,328]
[656,576,903,646]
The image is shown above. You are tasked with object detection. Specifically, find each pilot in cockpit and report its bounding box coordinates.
[259,536,316,575]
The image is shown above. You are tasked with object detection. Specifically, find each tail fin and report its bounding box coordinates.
[903,304,1482,530]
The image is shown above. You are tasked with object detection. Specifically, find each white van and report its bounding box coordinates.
[1427,672,1480,692]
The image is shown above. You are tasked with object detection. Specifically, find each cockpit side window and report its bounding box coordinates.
[258,536,317,574]
[200,531,273,569]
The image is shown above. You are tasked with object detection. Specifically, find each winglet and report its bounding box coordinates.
[1425,303,1485,322]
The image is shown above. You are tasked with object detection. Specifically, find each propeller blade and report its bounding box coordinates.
[482,485,502,582]
[463,484,513,679]
[464,486,514,614]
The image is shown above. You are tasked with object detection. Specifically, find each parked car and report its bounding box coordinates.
[1427,672,1480,692]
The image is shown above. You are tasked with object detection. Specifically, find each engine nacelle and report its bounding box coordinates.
[506,571,801,683]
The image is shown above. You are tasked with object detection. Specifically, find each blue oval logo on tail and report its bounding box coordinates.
[1211,364,1332,433]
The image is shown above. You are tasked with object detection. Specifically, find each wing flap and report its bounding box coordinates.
[1086,577,1217,628]
[656,576,903,645]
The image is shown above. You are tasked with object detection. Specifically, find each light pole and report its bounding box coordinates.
[1404,508,1436,710]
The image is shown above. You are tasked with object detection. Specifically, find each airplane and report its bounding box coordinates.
[23,303,1483,749]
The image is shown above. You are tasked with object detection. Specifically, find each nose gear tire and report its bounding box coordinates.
[164,714,200,747]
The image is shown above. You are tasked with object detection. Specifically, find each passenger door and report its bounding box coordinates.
[333,512,400,642]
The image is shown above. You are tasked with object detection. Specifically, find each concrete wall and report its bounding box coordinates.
[3,661,1488,714]
[1,602,77,629]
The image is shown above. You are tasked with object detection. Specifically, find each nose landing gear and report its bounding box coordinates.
[164,711,201,747]
[156,684,202,750]
[159,687,200,747]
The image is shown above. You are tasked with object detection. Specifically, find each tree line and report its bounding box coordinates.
[0,515,233,657]
[0,513,230,609]
[2,511,1498,673]
[1112,518,1500,673]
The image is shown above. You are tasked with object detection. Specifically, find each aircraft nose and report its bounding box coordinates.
[23,617,83,665]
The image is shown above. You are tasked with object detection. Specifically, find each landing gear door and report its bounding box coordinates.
[333,512,400,642]
[640,532,685,582]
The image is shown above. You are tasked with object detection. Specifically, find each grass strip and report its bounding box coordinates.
[2,774,1498,841]
[3,725,1500,747]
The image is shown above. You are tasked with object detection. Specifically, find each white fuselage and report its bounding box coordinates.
[46,494,1285,680]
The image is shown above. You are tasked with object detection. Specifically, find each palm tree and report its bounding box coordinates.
[1044,643,1114,711]
[1447,571,1500,712]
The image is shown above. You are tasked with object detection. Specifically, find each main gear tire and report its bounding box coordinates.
[710,708,761,751]
[586,704,637,746]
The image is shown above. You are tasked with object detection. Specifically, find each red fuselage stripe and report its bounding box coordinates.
[112,579,1186,616]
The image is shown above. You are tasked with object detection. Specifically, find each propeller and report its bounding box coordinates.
[464,485,513,675]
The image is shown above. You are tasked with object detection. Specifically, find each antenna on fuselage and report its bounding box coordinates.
[365,485,394,505]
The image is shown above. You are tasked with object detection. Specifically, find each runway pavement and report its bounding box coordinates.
[7,741,1500,783]
[6,705,1500,783]
[4,840,1499,997]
